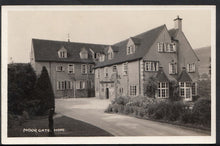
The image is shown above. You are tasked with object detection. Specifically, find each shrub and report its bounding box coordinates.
[181,110,195,124]
[197,79,211,99]
[192,98,211,127]
[113,96,130,105]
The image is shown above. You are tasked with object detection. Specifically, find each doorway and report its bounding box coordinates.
[106,88,109,99]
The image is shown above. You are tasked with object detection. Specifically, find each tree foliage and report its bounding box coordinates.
[8,63,37,115]
[33,66,55,115]
[144,76,157,98]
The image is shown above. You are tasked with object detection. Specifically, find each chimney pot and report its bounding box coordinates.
[174,15,182,31]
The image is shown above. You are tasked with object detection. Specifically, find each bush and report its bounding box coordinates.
[144,76,157,98]
[192,98,211,127]
[181,110,195,124]
[197,79,211,99]
[113,96,130,105]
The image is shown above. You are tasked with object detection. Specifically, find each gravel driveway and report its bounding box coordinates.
[55,97,210,136]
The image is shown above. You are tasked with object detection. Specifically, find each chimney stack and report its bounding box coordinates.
[174,15,182,31]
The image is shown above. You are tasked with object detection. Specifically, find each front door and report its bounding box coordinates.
[106,88,109,99]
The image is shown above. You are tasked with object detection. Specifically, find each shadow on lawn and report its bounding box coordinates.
[8,114,113,137]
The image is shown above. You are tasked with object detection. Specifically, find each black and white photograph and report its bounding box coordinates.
[1,6,216,144]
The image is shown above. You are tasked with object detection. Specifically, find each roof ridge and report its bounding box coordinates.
[32,38,108,46]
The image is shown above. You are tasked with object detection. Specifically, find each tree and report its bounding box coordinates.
[8,63,37,115]
[33,66,55,115]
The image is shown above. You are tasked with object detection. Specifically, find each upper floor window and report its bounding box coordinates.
[68,64,74,74]
[96,69,100,78]
[127,45,135,55]
[108,51,114,60]
[113,65,117,72]
[81,64,87,74]
[187,63,195,73]
[56,66,65,72]
[58,51,67,58]
[158,82,169,98]
[104,67,109,77]
[145,61,159,71]
[99,54,105,62]
[169,62,177,74]
[94,53,100,59]
[157,42,176,53]
[123,63,128,75]
[88,64,94,74]
[80,49,88,59]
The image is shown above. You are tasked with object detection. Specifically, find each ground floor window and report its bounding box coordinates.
[76,81,86,89]
[57,81,72,90]
[130,85,137,96]
[158,82,169,98]
[179,82,192,100]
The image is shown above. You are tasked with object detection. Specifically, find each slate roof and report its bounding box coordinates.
[32,39,107,63]
[155,67,169,82]
[168,28,179,39]
[95,25,165,68]
[178,68,192,82]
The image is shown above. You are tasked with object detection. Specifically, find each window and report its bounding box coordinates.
[80,49,88,59]
[97,69,100,78]
[95,53,100,59]
[158,82,169,98]
[119,88,123,94]
[104,67,108,77]
[157,42,164,52]
[145,61,159,71]
[58,51,67,58]
[127,45,135,55]
[81,64,87,74]
[76,81,85,89]
[187,63,195,73]
[57,81,72,90]
[192,82,197,96]
[113,65,117,72]
[123,63,128,75]
[99,54,105,62]
[130,85,137,96]
[88,64,94,74]
[169,63,177,74]
[56,66,65,72]
[158,42,176,53]
[179,82,192,100]
[108,51,113,60]
[68,64,74,74]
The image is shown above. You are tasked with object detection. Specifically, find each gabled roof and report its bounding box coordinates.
[178,68,192,82]
[130,37,141,45]
[155,67,169,82]
[95,25,165,68]
[32,39,107,63]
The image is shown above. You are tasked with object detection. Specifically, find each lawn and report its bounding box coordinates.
[8,114,113,137]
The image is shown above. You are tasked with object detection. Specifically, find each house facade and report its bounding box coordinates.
[94,16,199,101]
[30,39,107,98]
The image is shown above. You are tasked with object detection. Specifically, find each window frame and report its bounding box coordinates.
[145,61,159,72]
[68,64,75,74]
[123,63,128,75]
[169,62,177,74]
[81,64,87,74]
[187,63,196,73]
[130,85,137,96]
[158,82,169,98]
[56,65,65,72]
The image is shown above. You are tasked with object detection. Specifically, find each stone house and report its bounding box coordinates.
[94,16,199,101]
[30,39,107,98]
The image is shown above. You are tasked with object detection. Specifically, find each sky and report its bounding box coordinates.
[6,6,213,63]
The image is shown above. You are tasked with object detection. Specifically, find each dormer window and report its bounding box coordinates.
[58,47,67,58]
[80,48,88,59]
[99,54,105,62]
[107,47,114,60]
[127,45,135,55]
